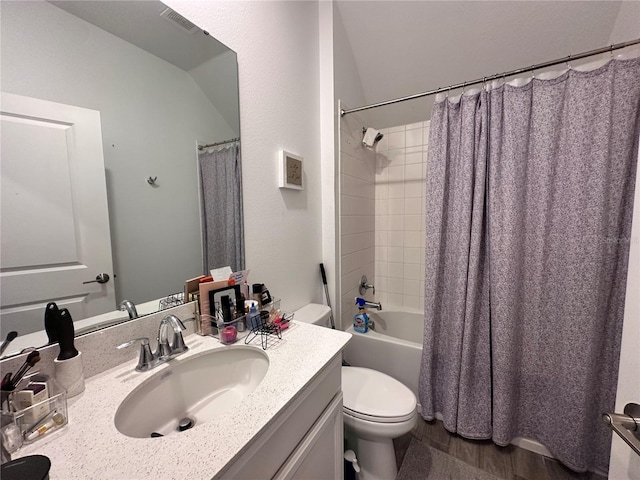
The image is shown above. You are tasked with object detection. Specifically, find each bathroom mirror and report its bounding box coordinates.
[0,0,242,356]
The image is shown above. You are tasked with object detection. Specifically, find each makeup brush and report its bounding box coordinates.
[0,331,18,356]
[8,351,40,390]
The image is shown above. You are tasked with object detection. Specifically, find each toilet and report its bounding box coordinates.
[294,304,417,480]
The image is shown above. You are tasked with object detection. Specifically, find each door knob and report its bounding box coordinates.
[83,273,110,284]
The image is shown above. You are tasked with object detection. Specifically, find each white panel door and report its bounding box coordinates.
[1,92,115,336]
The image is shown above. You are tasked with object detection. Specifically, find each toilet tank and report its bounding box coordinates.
[293,304,331,327]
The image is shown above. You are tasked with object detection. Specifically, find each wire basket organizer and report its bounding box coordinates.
[159,292,184,310]
[244,302,294,350]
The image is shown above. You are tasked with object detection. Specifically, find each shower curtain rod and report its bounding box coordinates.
[340,37,640,117]
[198,137,240,150]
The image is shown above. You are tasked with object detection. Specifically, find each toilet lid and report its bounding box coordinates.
[342,367,416,423]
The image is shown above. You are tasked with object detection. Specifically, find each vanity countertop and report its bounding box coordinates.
[14,322,351,479]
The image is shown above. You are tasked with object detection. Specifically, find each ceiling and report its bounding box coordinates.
[50,0,231,71]
[335,1,640,128]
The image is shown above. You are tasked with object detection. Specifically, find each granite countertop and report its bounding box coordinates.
[15,322,351,479]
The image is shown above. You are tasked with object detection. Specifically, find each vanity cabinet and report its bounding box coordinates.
[274,393,343,479]
[8,321,352,480]
[218,353,344,480]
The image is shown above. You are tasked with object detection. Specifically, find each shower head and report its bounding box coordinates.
[362,127,383,148]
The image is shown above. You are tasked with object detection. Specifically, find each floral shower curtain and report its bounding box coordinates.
[419,57,640,472]
[199,143,245,273]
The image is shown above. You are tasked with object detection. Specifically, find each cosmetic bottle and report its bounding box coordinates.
[260,286,272,307]
[252,283,272,308]
[241,281,250,305]
[246,304,261,330]
[221,295,232,323]
[252,284,263,308]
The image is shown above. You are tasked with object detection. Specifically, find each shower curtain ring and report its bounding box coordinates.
[531,66,536,80]
[462,82,466,94]
[566,54,572,70]
[610,45,614,59]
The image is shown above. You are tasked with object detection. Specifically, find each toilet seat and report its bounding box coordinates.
[343,406,415,423]
[342,367,416,424]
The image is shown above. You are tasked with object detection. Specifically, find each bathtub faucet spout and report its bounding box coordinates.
[355,297,382,311]
[364,300,382,311]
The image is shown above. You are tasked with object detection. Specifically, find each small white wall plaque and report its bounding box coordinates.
[278,150,303,190]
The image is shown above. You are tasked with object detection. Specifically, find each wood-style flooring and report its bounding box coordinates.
[394,418,608,480]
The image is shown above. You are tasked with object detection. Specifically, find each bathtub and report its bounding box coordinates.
[343,309,556,460]
[344,310,424,402]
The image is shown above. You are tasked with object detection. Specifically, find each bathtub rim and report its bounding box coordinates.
[344,324,422,349]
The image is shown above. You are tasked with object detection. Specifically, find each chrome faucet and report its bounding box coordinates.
[117,315,191,372]
[359,275,375,296]
[118,300,139,319]
[355,297,382,311]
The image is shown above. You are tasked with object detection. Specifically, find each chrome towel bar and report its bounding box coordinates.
[603,402,640,457]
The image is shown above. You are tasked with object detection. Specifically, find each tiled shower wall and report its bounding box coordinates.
[339,108,376,326]
[374,121,429,311]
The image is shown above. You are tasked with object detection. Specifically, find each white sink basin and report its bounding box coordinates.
[114,346,269,438]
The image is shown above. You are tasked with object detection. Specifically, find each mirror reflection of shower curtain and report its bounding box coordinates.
[198,144,245,273]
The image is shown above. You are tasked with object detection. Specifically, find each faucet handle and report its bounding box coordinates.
[117,337,157,372]
[116,337,149,349]
[359,275,375,295]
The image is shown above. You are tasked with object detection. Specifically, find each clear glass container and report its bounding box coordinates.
[216,315,245,345]
[1,376,68,451]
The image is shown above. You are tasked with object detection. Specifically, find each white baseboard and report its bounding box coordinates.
[510,436,552,457]
[415,405,607,476]
[416,405,550,458]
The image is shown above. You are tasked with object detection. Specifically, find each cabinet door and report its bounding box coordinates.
[275,392,343,480]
